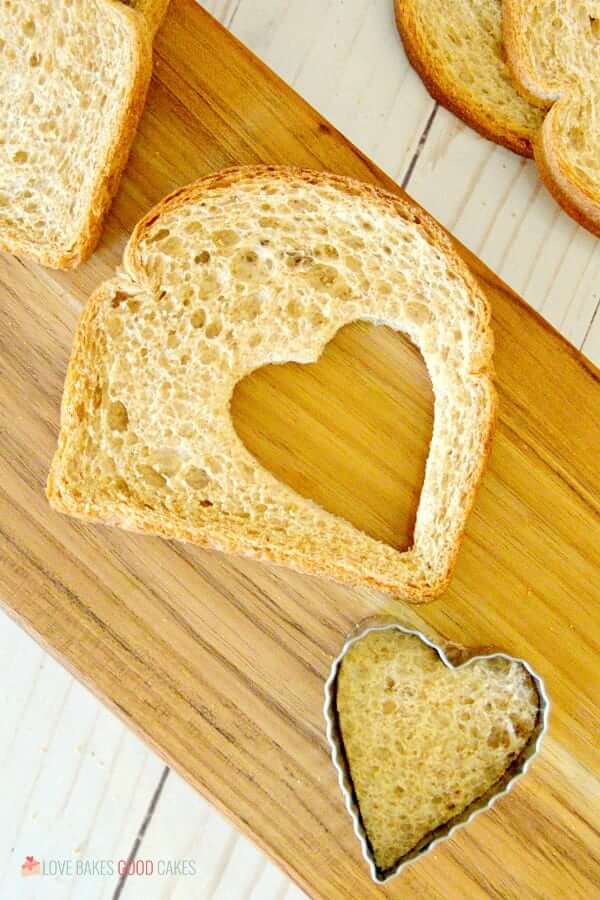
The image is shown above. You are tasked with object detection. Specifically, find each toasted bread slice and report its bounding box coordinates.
[0,0,157,270]
[503,1,600,235]
[336,630,539,873]
[395,0,544,157]
[47,166,496,602]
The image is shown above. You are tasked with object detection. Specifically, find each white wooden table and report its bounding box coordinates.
[2,2,598,898]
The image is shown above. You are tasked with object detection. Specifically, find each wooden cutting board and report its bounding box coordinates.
[1,1,598,896]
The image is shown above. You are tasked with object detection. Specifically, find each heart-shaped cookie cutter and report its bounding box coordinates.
[324,622,550,883]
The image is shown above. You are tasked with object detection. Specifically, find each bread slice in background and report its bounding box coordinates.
[395,0,544,157]
[47,166,496,602]
[336,630,539,873]
[503,1,600,235]
[0,0,157,270]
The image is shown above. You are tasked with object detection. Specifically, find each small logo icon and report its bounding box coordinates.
[21,856,41,877]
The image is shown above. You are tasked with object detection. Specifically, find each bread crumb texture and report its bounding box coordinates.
[503,0,600,233]
[395,0,544,156]
[47,167,495,600]
[337,631,539,872]
[0,0,150,268]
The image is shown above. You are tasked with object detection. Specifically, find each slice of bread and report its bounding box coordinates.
[336,630,540,874]
[0,1,156,270]
[503,1,600,235]
[395,0,544,157]
[47,166,496,602]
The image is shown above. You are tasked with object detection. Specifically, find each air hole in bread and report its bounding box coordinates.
[231,320,434,550]
[205,320,222,339]
[213,229,239,248]
[487,725,511,749]
[286,299,301,319]
[285,251,312,269]
[140,465,166,489]
[148,228,170,244]
[162,236,183,255]
[107,401,128,432]
[185,466,210,490]
[106,317,123,339]
[183,221,201,236]
[111,291,129,308]
[191,309,206,329]
[148,450,182,477]
[114,477,130,497]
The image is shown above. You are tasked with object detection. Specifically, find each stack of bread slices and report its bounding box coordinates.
[396,0,600,236]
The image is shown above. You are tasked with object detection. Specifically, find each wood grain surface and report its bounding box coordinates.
[0,1,598,897]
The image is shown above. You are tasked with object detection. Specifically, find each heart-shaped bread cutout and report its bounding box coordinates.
[503,1,600,235]
[326,625,547,882]
[232,321,434,550]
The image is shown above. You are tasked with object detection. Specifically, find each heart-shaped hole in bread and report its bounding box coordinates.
[326,625,547,882]
[232,321,433,551]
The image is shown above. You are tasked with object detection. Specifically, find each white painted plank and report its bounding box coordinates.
[0,612,163,900]
[210,835,267,900]
[247,862,290,900]
[118,770,305,899]
[201,0,240,28]
[225,0,435,183]
[283,887,309,900]
[407,110,600,359]
[582,301,600,364]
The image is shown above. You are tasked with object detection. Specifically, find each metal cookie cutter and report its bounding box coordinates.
[324,621,550,884]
